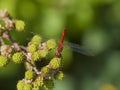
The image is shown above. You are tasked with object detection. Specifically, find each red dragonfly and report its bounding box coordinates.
[26,29,94,57]
[55,28,94,58]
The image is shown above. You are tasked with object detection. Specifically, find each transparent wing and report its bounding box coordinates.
[65,42,94,56]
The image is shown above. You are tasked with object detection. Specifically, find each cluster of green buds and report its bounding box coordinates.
[0,10,25,67]
[0,10,64,90]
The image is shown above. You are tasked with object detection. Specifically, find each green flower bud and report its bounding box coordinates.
[25,70,34,80]
[55,71,64,80]
[32,51,40,61]
[44,79,54,89]
[23,83,32,90]
[0,56,8,67]
[41,66,49,74]
[33,77,44,88]
[49,57,61,69]
[39,50,48,58]
[17,80,25,90]
[14,20,25,31]
[31,35,42,45]
[27,44,37,53]
[46,39,56,50]
[12,52,25,64]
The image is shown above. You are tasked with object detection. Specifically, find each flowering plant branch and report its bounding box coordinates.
[0,10,64,90]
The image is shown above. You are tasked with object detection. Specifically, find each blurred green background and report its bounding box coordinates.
[0,0,120,90]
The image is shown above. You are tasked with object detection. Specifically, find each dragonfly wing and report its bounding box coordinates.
[65,42,94,56]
